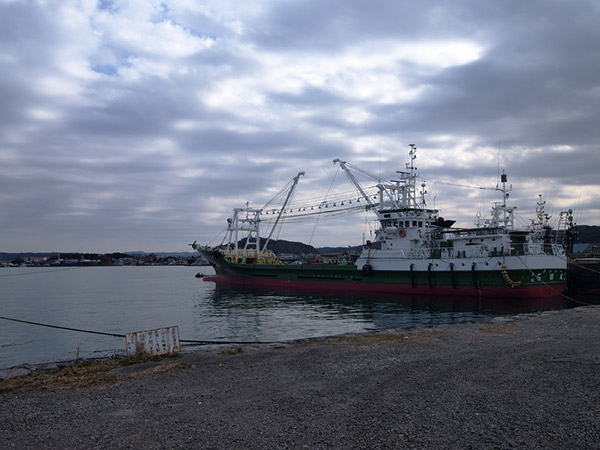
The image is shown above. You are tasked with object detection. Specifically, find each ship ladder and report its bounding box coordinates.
[427,263,434,288]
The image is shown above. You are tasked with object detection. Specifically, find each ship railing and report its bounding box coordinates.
[440,247,493,259]
[407,248,431,259]
[447,228,505,239]
[520,243,565,257]
[496,243,565,257]
[221,249,281,265]
[437,243,565,259]
[523,243,546,256]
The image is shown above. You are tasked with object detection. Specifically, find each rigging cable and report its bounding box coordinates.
[207,226,227,247]
[308,166,339,246]
[516,254,594,307]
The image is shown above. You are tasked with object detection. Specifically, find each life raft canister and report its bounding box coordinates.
[362,263,374,276]
[399,228,407,238]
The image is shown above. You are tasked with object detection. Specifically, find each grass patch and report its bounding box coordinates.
[0,354,193,393]
[120,349,179,366]
[220,347,245,355]
[480,321,518,335]
[319,331,444,346]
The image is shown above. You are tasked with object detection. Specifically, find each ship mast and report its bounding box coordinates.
[486,170,515,229]
[393,144,422,210]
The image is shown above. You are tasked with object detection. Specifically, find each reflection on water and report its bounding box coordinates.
[0,266,569,368]
[210,282,569,314]
[201,282,569,343]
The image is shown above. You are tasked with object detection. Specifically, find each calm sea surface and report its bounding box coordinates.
[0,266,569,369]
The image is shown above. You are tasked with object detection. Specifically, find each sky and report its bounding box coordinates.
[1,0,599,253]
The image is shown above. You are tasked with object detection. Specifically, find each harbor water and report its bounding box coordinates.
[0,266,569,369]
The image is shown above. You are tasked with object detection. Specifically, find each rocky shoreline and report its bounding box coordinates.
[2,306,599,449]
[0,360,76,381]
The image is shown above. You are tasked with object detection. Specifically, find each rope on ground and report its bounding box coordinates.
[0,315,276,346]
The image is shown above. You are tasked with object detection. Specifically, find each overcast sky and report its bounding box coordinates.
[1,0,599,253]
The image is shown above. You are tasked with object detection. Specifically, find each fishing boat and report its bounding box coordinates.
[193,145,568,300]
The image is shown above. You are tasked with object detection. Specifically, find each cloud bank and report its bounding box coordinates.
[1,0,598,252]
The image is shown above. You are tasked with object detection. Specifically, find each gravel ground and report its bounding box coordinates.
[2,306,599,449]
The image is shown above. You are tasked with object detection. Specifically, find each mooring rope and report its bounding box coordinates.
[515,256,594,307]
[0,315,126,337]
[0,315,275,345]
[568,259,600,275]
[0,267,81,277]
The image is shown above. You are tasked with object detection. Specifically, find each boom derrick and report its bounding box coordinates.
[215,172,304,265]
[334,144,430,217]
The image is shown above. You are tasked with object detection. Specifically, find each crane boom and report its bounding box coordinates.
[333,159,377,208]
[262,171,305,252]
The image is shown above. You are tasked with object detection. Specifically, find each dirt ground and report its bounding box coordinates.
[2,306,599,449]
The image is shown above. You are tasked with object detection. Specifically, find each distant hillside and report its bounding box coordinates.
[316,245,363,255]
[236,238,366,255]
[575,225,600,243]
[238,238,318,255]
